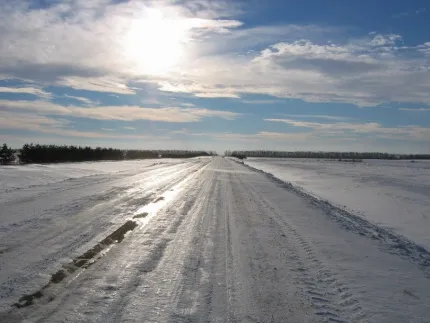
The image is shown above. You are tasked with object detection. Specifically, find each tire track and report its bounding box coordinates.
[227,170,305,322]
[233,165,367,323]
[166,167,220,322]
[102,163,214,323]
[273,215,365,323]
[291,233,365,323]
[223,173,235,323]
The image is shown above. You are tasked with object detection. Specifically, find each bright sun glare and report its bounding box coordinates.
[124,9,188,75]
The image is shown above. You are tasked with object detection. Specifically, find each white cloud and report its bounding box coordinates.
[197,24,336,55]
[265,118,430,141]
[369,34,402,46]
[0,99,241,122]
[158,81,241,98]
[181,0,244,19]
[0,111,69,130]
[241,99,281,105]
[0,0,242,90]
[179,102,196,107]
[57,77,135,95]
[195,92,240,98]
[417,43,430,56]
[0,110,158,139]
[0,99,72,114]
[123,126,136,131]
[75,106,240,122]
[280,114,350,121]
[167,130,355,144]
[63,94,94,105]
[0,86,52,98]
[155,35,430,106]
[0,1,429,109]
[266,118,380,132]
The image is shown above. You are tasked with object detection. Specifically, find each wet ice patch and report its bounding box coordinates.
[133,212,149,219]
[12,220,138,308]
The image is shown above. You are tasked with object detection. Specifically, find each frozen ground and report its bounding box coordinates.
[244,158,430,250]
[0,159,184,195]
[1,157,430,322]
[0,158,209,310]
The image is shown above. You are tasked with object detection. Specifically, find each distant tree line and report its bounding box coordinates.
[224,150,430,160]
[0,143,215,165]
[126,149,216,159]
[0,143,15,164]
[19,144,125,163]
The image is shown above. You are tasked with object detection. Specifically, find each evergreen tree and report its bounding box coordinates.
[15,143,213,164]
[0,143,14,165]
[225,150,430,160]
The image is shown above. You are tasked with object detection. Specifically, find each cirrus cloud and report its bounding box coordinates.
[265,118,430,141]
[0,86,52,98]
[0,99,241,122]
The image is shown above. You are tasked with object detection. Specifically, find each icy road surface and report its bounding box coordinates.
[1,157,430,322]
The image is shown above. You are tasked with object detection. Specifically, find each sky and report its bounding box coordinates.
[0,0,429,153]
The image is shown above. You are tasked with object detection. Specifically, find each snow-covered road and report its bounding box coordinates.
[1,157,429,322]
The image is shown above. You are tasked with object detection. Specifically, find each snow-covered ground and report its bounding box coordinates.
[244,158,430,250]
[0,157,211,312]
[0,159,184,194]
[1,157,429,322]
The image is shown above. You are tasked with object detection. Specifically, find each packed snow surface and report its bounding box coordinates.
[0,159,184,194]
[244,158,430,250]
[1,157,429,322]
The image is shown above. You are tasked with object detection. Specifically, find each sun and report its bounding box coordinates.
[123,9,187,76]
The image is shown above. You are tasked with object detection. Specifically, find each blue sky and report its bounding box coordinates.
[0,0,429,153]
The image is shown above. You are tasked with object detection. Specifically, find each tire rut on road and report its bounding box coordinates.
[232,161,368,323]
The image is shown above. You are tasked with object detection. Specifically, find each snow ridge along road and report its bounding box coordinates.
[1,157,430,322]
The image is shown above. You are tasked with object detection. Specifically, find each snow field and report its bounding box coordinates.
[244,158,430,250]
